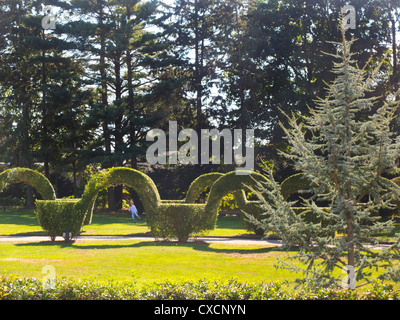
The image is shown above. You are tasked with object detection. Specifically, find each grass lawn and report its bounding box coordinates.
[0,240,297,286]
[0,208,295,286]
[0,207,399,289]
[0,207,256,238]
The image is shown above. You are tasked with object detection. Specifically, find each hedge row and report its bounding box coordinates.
[4,167,400,242]
[1,275,398,300]
[33,168,273,242]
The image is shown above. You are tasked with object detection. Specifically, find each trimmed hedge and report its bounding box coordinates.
[4,167,367,241]
[1,275,398,300]
[184,172,224,203]
[147,202,208,242]
[204,171,271,233]
[35,199,83,241]
[280,173,311,201]
[0,168,56,201]
[79,167,161,225]
[32,167,161,241]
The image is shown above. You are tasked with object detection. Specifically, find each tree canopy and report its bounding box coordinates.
[1,0,400,205]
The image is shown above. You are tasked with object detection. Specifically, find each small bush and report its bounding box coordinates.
[148,203,209,242]
[35,199,83,241]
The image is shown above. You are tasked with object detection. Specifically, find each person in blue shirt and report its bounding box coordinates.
[128,200,141,223]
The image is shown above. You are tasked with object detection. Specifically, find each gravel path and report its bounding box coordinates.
[0,235,393,249]
[0,234,283,246]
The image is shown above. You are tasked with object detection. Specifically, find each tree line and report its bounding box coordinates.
[0,0,399,207]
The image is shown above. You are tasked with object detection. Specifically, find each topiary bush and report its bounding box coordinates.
[280,173,311,201]
[184,172,224,203]
[204,171,272,234]
[4,167,326,241]
[35,199,83,242]
[79,167,161,225]
[148,202,208,242]
[0,168,56,201]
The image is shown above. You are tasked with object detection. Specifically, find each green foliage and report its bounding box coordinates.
[0,196,25,207]
[1,275,399,300]
[204,171,271,235]
[205,171,270,218]
[80,167,161,225]
[252,32,400,288]
[184,172,224,203]
[147,203,208,242]
[393,177,400,187]
[280,173,311,201]
[0,168,56,201]
[34,199,83,242]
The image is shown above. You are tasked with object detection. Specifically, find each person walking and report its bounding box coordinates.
[128,200,141,223]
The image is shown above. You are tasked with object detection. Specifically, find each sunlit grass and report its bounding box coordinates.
[0,240,296,286]
[0,208,253,238]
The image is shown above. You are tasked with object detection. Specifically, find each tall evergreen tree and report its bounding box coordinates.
[249,28,400,288]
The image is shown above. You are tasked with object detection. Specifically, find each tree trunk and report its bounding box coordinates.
[113,53,123,210]
[346,210,355,267]
[98,3,114,209]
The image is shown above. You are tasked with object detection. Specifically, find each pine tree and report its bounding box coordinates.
[250,27,400,288]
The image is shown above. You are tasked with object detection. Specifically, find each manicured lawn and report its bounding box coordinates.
[0,240,296,286]
[0,208,290,286]
[1,208,399,289]
[0,207,254,238]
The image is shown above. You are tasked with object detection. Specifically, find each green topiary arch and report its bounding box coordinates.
[280,173,312,201]
[0,168,56,201]
[204,171,272,229]
[79,167,162,225]
[4,166,316,242]
[184,172,224,203]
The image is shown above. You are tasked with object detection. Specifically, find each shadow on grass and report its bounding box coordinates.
[14,239,297,254]
[0,211,38,226]
[5,231,47,236]
[215,215,246,230]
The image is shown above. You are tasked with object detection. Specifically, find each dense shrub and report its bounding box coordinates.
[147,202,208,242]
[184,172,224,203]
[0,168,56,200]
[1,275,399,300]
[34,199,83,241]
